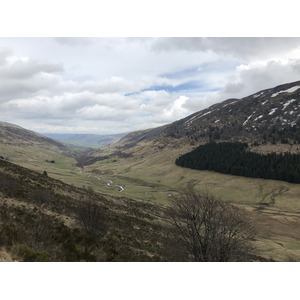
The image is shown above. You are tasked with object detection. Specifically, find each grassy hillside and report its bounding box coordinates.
[0,158,171,261]
[0,121,83,183]
[1,156,300,261]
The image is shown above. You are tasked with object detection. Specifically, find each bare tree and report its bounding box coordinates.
[167,187,256,262]
[77,198,107,241]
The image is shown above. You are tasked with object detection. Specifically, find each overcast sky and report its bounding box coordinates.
[1,37,300,134]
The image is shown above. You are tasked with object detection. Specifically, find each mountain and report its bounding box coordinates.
[0,121,66,149]
[0,121,79,182]
[78,80,300,212]
[117,80,300,150]
[43,132,127,148]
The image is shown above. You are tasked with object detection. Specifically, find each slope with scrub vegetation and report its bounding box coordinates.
[0,158,171,261]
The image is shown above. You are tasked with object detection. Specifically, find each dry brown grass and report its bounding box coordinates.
[250,143,300,154]
[0,247,15,262]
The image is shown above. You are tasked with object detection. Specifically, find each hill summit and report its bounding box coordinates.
[0,121,66,149]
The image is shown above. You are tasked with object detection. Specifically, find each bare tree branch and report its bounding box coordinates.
[167,186,256,262]
[76,198,107,241]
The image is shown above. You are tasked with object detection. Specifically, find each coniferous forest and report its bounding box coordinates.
[175,142,300,183]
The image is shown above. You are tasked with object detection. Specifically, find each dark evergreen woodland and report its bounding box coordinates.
[175,142,300,183]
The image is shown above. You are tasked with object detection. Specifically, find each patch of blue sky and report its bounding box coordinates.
[139,113,154,118]
[124,91,140,97]
[125,83,221,101]
[141,81,220,94]
[142,98,151,104]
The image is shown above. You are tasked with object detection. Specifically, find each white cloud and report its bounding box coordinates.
[151,37,300,60]
[217,59,300,100]
[0,47,13,65]
[0,38,300,134]
[53,37,95,46]
[79,76,136,94]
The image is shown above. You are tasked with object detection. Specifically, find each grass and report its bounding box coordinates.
[79,139,300,260]
[80,140,300,212]
[2,139,300,212]
[0,158,171,261]
[2,138,300,260]
[0,144,95,190]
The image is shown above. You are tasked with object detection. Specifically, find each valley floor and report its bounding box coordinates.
[1,139,300,261]
[78,139,300,261]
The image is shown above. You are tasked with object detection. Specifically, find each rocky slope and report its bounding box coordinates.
[117,80,300,149]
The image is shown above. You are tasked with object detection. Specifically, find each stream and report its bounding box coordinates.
[81,170,124,192]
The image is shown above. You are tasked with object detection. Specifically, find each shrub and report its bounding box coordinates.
[12,244,50,262]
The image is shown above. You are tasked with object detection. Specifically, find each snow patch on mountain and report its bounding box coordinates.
[243,115,253,126]
[268,108,278,115]
[282,99,296,110]
[185,110,212,125]
[253,92,264,98]
[254,115,263,121]
[271,85,300,98]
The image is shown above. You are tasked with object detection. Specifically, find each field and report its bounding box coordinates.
[2,139,300,261]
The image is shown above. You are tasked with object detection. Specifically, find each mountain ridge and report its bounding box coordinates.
[0,121,66,149]
[116,80,300,150]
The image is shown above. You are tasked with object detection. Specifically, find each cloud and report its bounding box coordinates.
[1,38,300,134]
[79,76,136,94]
[0,51,64,102]
[226,59,300,96]
[0,59,63,79]
[0,47,13,66]
[53,37,95,46]
[199,58,300,106]
[136,91,190,124]
[151,37,300,60]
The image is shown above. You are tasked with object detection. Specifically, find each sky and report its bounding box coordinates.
[1,37,300,134]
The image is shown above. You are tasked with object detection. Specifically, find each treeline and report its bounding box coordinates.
[175,142,300,183]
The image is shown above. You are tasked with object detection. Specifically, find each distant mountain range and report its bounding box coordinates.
[43,132,127,148]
